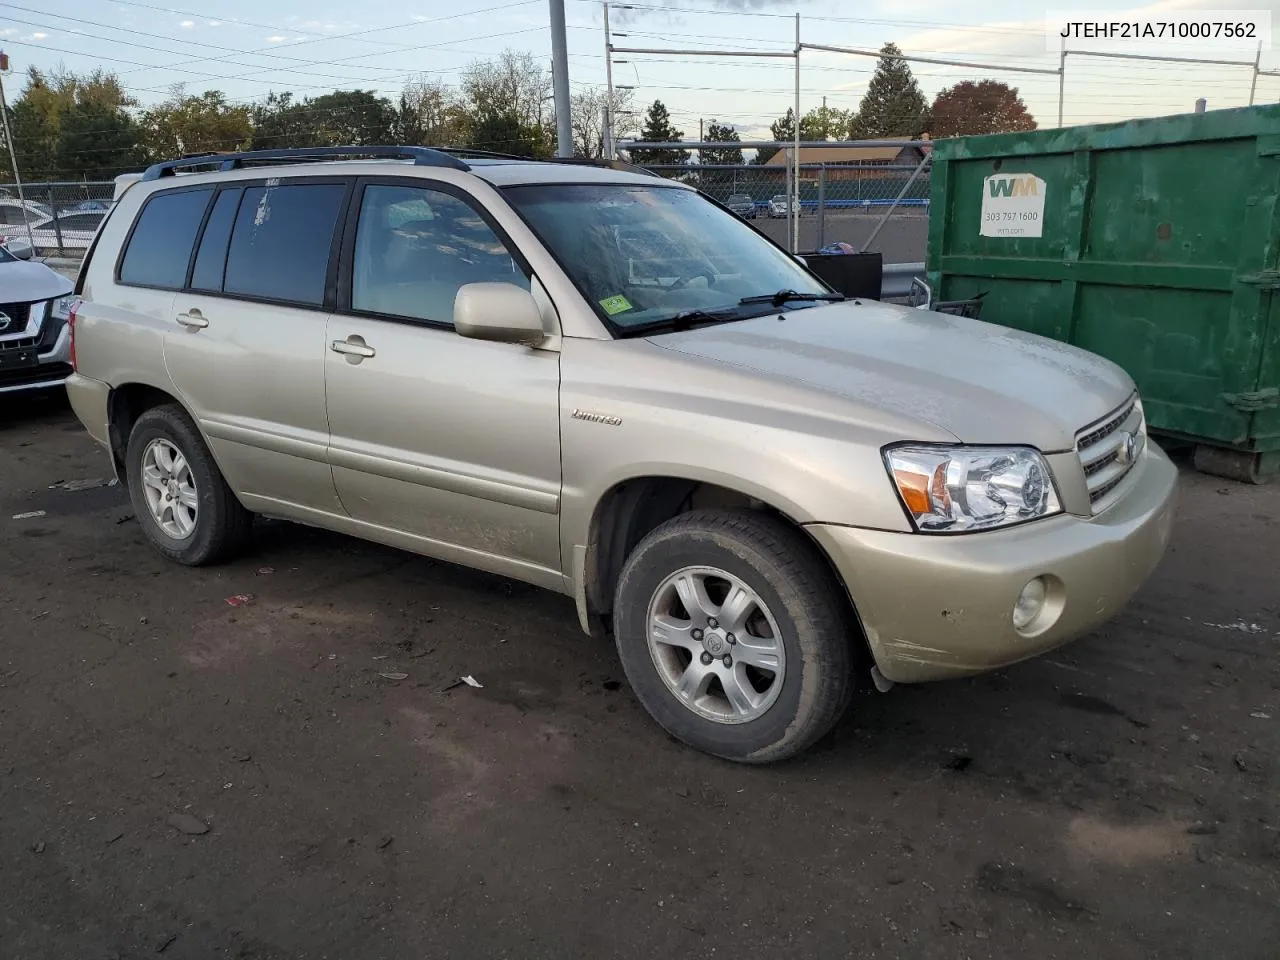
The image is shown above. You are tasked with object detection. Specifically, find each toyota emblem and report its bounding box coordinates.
[0,311,11,333]
[1116,431,1137,464]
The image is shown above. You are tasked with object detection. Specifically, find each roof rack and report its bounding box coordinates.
[140,145,470,181]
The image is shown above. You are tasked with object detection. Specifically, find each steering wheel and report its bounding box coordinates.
[666,269,716,291]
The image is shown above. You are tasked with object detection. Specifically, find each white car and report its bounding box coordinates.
[0,240,76,394]
[0,200,107,254]
[767,194,805,218]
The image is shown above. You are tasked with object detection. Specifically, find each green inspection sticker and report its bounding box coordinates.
[599,294,633,316]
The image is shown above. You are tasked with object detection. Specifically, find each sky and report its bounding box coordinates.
[2,0,1278,140]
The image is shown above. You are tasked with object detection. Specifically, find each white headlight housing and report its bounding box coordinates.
[884,445,1062,533]
[49,295,76,321]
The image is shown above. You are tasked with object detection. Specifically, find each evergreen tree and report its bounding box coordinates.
[629,100,688,168]
[753,108,795,164]
[701,121,742,165]
[849,43,928,139]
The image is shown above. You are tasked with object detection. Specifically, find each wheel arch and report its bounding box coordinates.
[575,473,872,674]
[106,382,198,489]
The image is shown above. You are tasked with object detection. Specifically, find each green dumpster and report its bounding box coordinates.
[927,104,1280,481]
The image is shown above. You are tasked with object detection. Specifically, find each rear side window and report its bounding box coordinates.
[190,189,242,292]
[118,189,212,289]
[224,183,345,306]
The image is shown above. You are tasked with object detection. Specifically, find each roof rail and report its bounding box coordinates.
[140,145,470,181]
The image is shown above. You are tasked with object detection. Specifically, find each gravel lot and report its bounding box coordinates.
[2,391,1278,959]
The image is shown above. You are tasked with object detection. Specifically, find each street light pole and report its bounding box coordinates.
[550,0,573,157]
[0,55,36,252]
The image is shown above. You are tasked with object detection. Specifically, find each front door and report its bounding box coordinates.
[324,180,562,584]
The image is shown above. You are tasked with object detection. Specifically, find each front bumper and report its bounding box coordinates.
[0,305,72,394]
[807,442,1179,683]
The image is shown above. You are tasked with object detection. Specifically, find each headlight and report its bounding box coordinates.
[49,295,76,321]
[884,445,1061,533]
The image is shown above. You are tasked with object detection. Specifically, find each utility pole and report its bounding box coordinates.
[549,0,572,158]
[602,2,614,159]
[1195,98,1207,113]
[0,52,36,252]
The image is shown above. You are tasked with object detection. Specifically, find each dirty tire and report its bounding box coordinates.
[613,509,854,764]
[125,403,252,565]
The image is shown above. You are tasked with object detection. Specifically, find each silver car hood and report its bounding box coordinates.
[648,300,1134,452]
[0,259,74,304]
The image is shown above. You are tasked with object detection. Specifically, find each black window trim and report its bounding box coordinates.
[187,184,245,293]
[116,176,355,313]
[334,175,536,332]
[114,184,216,293]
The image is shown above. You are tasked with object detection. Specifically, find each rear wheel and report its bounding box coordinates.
[613,509,854,763]
[125,404,252,565]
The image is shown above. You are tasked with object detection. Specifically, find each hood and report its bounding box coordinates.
[0,259,74,305]
[648,300,1134,452]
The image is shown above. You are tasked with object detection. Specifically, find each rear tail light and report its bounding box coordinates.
[68,300,80,371]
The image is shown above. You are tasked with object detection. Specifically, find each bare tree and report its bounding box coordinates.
[569,86,636,158]
[398,76,469,146]
[461,49,552,131]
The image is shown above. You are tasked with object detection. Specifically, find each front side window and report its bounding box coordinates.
[118,188,213,289]
[224,182,346,306]
[503,184,827,333]
[351,183,529,325]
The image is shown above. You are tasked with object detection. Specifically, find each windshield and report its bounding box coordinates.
[503,183,828,333]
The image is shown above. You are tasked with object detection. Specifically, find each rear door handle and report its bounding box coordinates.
[176,309,208,329]
[330,338,376,359]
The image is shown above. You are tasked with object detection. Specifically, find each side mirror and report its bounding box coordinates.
[4,238,34,260]
[454,282,546,345]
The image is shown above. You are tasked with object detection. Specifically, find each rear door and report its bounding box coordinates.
[162,177,349,516]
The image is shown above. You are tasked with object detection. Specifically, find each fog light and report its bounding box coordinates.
[1013,577,1048,631]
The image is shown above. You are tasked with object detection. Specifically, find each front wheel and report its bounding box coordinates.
[613,509,854,763]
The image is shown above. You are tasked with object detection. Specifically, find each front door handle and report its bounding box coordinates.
[330,337,376,359]
[176,309,208,329]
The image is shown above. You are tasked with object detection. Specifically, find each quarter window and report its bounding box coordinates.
[118,188,212,289]
[351,184,529,325]
[224,183,345,306]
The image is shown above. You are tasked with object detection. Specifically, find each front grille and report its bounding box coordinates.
[1076,395,1145,513]
[0,301,32,336]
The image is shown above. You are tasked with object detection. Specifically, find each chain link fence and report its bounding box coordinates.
[642,163,930,261]
[0,181,116,258]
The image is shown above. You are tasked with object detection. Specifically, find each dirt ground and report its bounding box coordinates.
[2,391,1278,960]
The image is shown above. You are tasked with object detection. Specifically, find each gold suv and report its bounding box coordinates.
[64,147,1178,762]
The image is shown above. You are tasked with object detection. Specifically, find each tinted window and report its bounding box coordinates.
[224,183,345,306]
[119,189,212,289]
[351,184,529,325]
[191,189,242,292]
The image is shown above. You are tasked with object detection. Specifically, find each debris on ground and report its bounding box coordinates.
[166,813,210,836]
[256,566,274,575]
[1250,712,1272,720]
[1204,620,1267,634]
[114,514,134,525]
[156,933,178,953]
[48,478,116,492]
[945,754,974,772]
[29,841,45,854]
[378,672,409,681]
[602,679,622,691]
[11,510,46,520]
[378,836,394,849]
[442,675,485,692]
[225,594,253,607]
[30,611,49,622]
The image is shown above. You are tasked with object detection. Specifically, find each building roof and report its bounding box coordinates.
[763,145,914,166]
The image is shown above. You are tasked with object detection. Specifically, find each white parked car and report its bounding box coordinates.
[767,194,804,218]
[0,200,106,254]
[0,240,76,394]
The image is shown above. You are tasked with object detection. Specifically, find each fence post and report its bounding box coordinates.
[49,185,65,257]
[817,164,826,249]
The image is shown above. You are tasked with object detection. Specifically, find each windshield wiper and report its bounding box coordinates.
[738,289,846,307]
[617,306,749,337]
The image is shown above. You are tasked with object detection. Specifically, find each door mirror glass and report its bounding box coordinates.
[5,239,34,260]
[454,282,545,345]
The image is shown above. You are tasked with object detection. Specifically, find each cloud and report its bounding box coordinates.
[207,20,221,27]
[30,31,47,39]
[180,20,194,28]
[0,27,16,36]
[266,35,287,43]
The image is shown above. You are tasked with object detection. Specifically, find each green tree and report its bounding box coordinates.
[801,102,852,141]
[467,110,545,157]
[701,120,743,165]
[849,43,928,139]
[396,76,470,146]
[140,88,252,161]
[629,100,687,168]
[250,90,396,149]
[54,100,145,179]
[929,80,1036,138]
[461,49,553,155]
